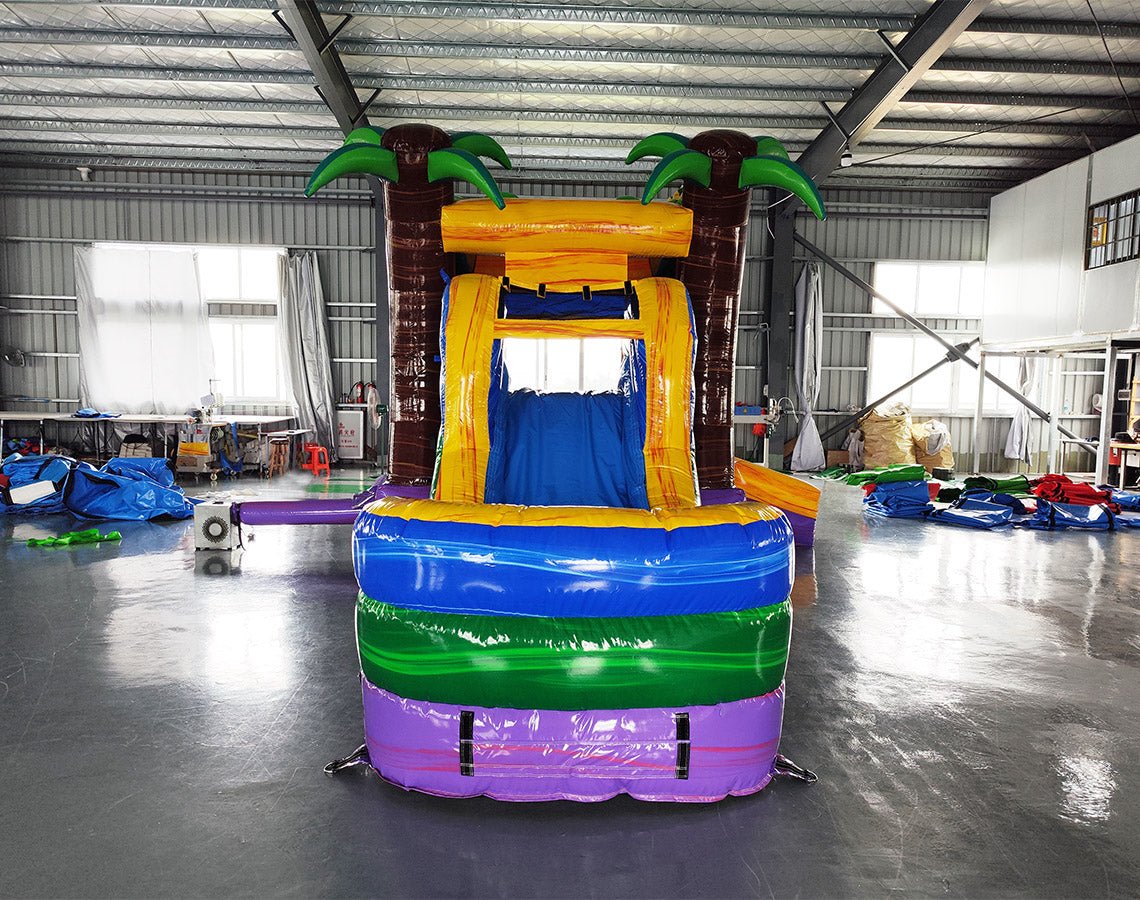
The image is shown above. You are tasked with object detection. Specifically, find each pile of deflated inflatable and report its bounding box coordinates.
[857,467,1140,532]
[0,454,195,521]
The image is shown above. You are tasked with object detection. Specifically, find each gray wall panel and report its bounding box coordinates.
[4,169,1049,471]
[0,166,374,415]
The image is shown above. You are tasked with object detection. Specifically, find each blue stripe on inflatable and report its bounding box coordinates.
[354,511,793,617]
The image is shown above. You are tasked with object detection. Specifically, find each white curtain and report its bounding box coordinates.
[1004,356,1039,464]
[791,262,826,472]
[281,251,338,459]
[75,244,214,414]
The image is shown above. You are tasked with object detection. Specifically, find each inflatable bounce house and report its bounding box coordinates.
[302,124,825,802]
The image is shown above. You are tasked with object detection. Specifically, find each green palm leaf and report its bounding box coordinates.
[639,148,711,204]
[739,155,826,220]
[427,147,506,209]
[449,132,512,169]
[306,143,399,196]
[625,132,690,165]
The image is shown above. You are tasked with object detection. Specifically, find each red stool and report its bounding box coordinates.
[301,443,331,477]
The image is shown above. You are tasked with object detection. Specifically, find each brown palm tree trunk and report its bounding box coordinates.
[380,124,453,485]
[675,130,756,492]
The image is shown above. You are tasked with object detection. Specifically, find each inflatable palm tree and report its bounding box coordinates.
[626,131,826,490]
[307,124,510,485]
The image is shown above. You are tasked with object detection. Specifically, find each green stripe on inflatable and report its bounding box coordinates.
[356,594,791,710]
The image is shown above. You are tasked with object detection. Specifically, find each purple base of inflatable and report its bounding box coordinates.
[237,482,430,526]
[701,486,814,547]
[783,509,816,547]
[360,679,785,802]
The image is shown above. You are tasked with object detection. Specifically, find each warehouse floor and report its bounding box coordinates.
[1,476,1137,897]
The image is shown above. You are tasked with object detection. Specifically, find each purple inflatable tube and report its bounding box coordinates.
[236,482,430,526]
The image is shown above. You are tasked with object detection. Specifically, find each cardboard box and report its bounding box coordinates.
[176,455,213,474]
[827,450,849,467]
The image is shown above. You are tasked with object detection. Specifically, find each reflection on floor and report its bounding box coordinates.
[0,479,1137,896]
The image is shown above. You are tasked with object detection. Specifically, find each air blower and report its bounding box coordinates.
[193,500,238,551]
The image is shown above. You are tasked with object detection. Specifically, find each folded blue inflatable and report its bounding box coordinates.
[67,457,194,521]
[1,454,194,521]
[958,488,1029,515]
[0,454,73,514]
[862,480,933,519]
[1105,487,1140,511]
[1016,501,1114,531]
[927,497,1013,529]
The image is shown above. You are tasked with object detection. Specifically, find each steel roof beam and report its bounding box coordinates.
[0,62,315,85]
[77,1,1140,38]
[0,96,1128,138]
[3,27,1138,78]
[274,0,369,133]
[1,64,1135,112]
[798,0,997,181]
[0,92,332,115]
[0,121,1088,161]
[0,138,1050,174]
[0,147,1044,181]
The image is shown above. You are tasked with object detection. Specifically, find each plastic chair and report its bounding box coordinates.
[301,443,331,478]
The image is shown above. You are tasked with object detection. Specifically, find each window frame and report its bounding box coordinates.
[1086,188,1140,270]
[867,331,1023,415]
[207,315,289,405]
[499,336,628,394]
[195,244,288,404]
[871,260,986,318]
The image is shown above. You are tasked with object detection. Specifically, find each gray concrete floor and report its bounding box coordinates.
[1,475,1137,898]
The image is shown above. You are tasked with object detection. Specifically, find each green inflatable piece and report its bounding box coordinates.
[738,154,826,220]
[27,528,121,548]
[356,594,792,710]
[449,132,513,170]
[639,148,712,204]
[624,132,690,165]
[343,126,385,146]
[426,147,506,209]
[752,135,790,161]
[964,474,1032,497]
[306,143,399,196]
[844,464,928,486]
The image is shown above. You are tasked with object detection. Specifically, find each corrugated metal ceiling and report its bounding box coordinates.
[0,0,1136,193]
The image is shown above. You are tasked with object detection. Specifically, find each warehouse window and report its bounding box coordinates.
[1086,190,1140,270]
[868,333,1021,413]
[196,246,287,402]
[500,337,627,393]
[872,262,985,317]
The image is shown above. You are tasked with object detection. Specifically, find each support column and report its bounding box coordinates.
[972,351,986,474]
[1096,340,1118,484]
[1047,353,1062,474]
[765,207,796,469]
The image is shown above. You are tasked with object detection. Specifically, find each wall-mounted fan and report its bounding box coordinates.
[2,347,26,367]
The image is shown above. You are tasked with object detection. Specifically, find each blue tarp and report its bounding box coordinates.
[862,480,933,519]
[1105,487,1140,511]
[1,454,194,520]
[1016,501,1115,531]
[0,454,73,514]
[927,497,1014,529]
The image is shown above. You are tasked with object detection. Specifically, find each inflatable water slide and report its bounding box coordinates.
[293,124,825,801]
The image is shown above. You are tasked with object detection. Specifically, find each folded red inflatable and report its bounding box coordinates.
[1031,474,1117,510]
